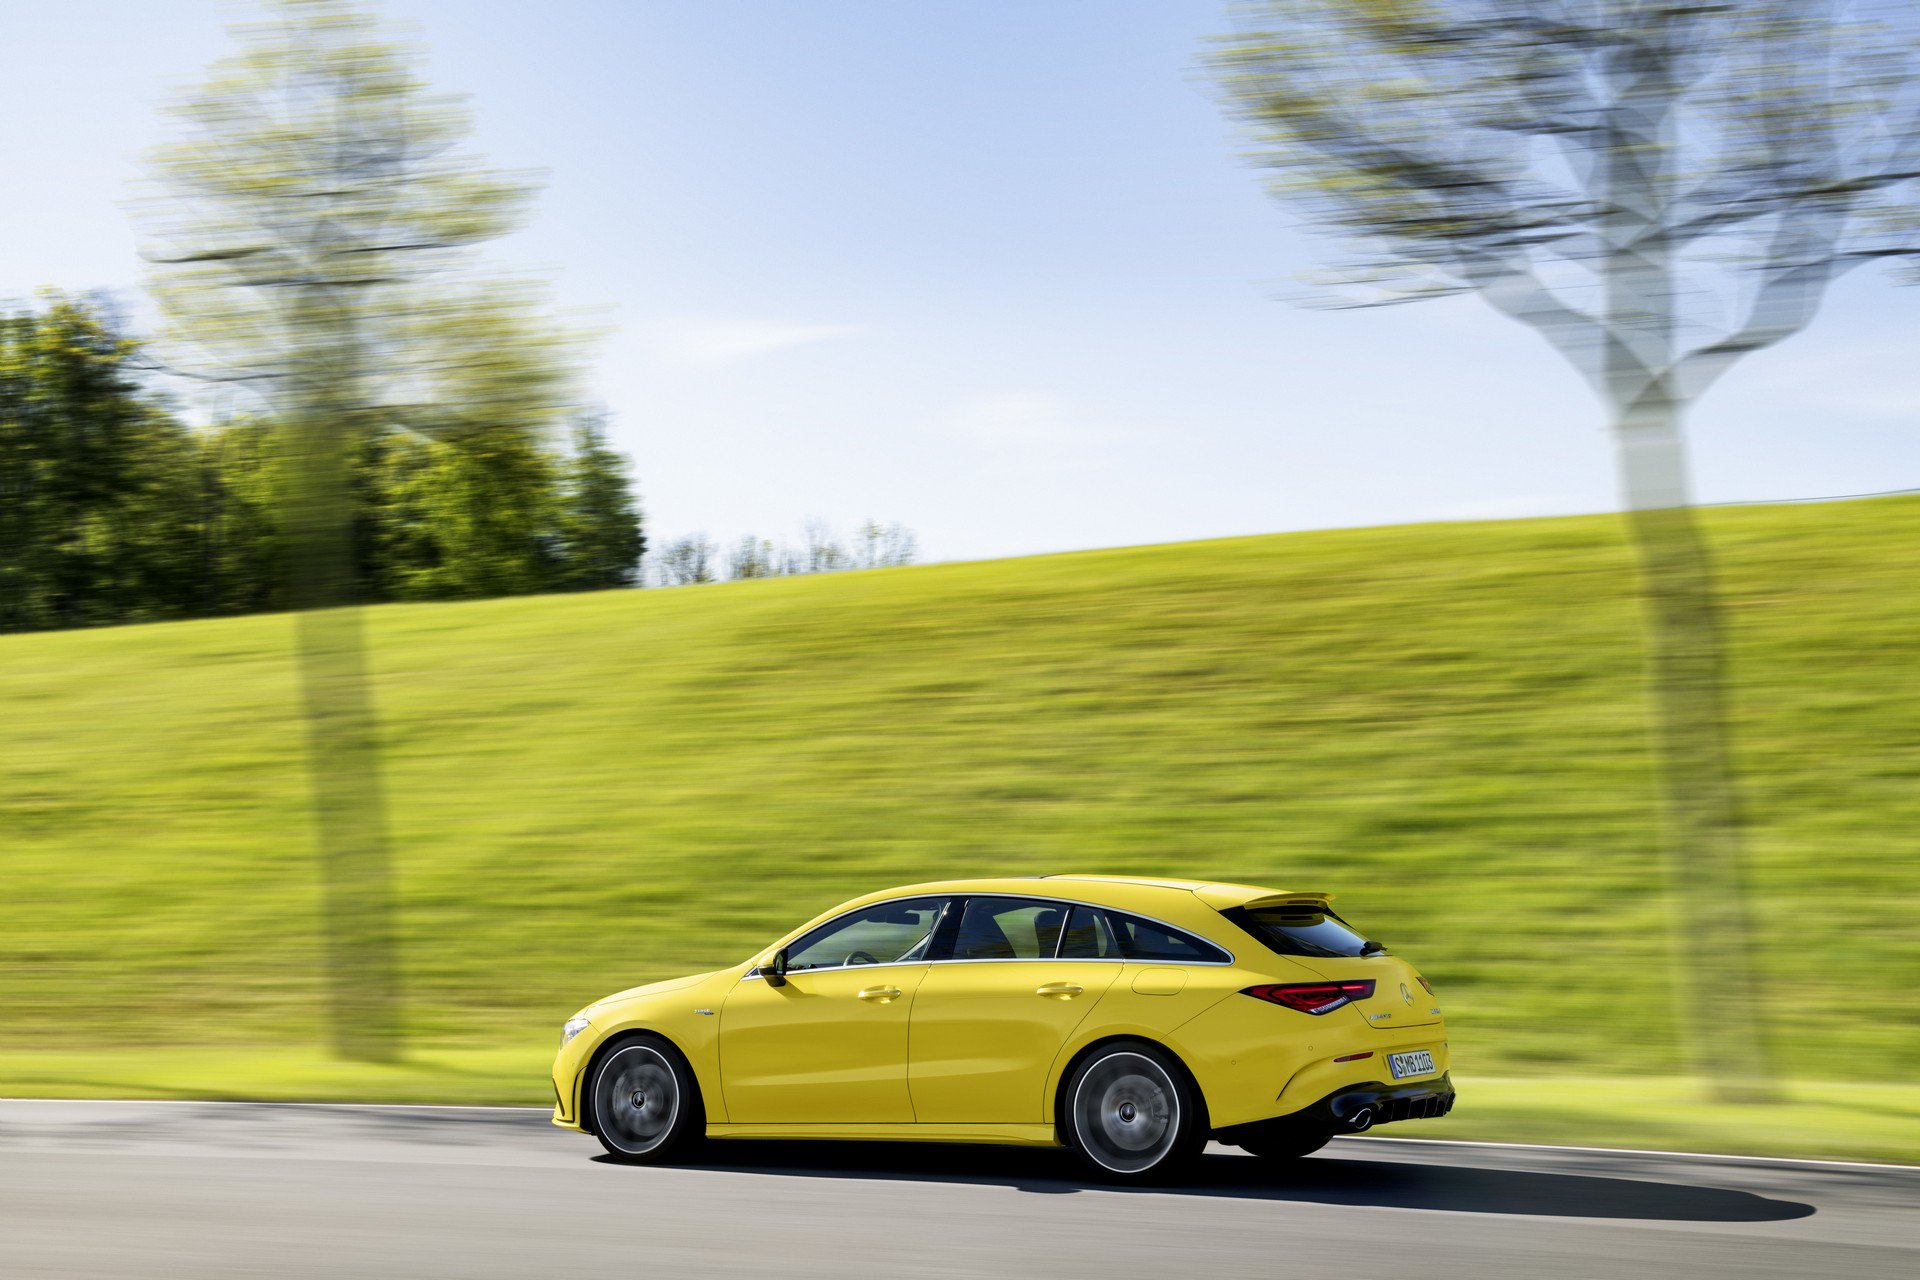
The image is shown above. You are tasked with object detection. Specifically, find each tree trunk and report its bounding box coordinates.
[1598,31,1774,1102]
[284,399,403,1064]
[1614,401,1774,1101]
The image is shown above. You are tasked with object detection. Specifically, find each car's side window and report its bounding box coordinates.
[783,897,947,972]
[1058,905,1124,959]
[1107,911,1231,963]
[1057,905,1227,963]
[950,897,1068,961]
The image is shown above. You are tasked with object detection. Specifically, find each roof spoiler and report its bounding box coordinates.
[1190,884,1334,912]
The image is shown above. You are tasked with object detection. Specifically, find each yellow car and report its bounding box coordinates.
[551,876,1453,1179]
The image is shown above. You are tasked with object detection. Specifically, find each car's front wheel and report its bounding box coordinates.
[588,1034,704,1163]
[1061,1041,1205,1181]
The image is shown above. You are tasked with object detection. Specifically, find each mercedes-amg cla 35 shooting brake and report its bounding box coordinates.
[552,876,1454,1179]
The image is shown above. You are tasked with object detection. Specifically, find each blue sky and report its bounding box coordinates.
[5,0,1919,562]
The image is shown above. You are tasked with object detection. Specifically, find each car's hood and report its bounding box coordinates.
[588,969,725,1011]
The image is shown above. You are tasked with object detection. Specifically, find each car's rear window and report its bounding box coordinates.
[1227,906,1382,959]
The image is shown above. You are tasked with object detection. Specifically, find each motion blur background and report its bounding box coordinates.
[2,0,1917,1164]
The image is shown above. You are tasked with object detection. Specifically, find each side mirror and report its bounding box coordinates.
[753,948,788,987]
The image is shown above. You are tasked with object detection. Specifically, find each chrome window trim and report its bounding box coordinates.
[739,891,1236,980]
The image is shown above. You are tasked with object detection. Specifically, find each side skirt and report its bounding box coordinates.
[706,1121,1061,1146]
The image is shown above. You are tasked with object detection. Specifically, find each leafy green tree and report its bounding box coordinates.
[0,307,44,630]
[1212,0,1920,1096]
[0,308,28,625]
[85,407,206,625]
[557,415,644,591]
[361,427,437,601]
[0,294,182,632]
[141,0,580,1060]
[398,425,560,600]
[201,416,285,616]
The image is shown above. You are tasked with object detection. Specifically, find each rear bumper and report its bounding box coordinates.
[1315,1072,1456,1130]
[1217,1072,1455,1141]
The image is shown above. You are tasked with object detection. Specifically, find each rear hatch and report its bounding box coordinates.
[1222,895,1442,1030]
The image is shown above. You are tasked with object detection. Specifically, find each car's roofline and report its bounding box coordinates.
[755,875,1323,961]
[838,875,1317,909]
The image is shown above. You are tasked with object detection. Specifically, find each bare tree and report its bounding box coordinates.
[854,519,918,570]
[658,522,919,585]
[802,517,852,575]
[653,534,718,586]
[1212,0,1920,1097]
[727,536,780,580]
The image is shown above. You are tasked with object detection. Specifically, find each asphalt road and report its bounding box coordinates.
[1,1100,1913,1279]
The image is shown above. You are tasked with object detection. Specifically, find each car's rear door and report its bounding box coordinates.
[720,897,947,1123]
[907,897,1120,1123]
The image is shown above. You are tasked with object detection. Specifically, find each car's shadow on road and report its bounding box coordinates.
[595,1142,1815,1223]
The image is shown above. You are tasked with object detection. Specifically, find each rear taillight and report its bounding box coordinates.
[1416,975,1434,995]
[1241,980,1376,1014]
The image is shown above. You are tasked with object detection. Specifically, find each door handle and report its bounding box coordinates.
[857,985,903,1003]
[1035,982,1084,999]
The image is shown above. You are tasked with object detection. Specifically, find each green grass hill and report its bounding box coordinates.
[5,497,1917,1160]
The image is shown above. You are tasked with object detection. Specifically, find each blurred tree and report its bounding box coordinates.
[686,521,918,584]
[801,517,852,575]
[398,425,560,600]
[1213,0,1920,1097]
[0,295,193,632]
[202,416,285,615]
[0,310,29,626]
[141,0,580,1061]
[88,406,207,626]
[854,519,918,570]
[557,414,645,591]
[363,427,438,600]
[653,534,718,586]
[726,535,781,581]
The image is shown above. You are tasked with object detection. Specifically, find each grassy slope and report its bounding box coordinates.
[3,497,1917,1159]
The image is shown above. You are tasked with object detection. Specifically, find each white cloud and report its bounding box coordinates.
[647,317,864,367]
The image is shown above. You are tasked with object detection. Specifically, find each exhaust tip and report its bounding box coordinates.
[1347,1105,1375,1133]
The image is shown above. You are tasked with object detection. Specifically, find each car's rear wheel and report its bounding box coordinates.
[1235,1125,1331,1161]
[588,1035,703,1163]
[1062,1042,1204,1181]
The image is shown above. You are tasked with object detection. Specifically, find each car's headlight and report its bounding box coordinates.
[561,1015,591,1047]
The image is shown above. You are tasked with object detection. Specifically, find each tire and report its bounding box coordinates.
[1061,1041,1205,1181]
[587,1034,704,1163]
[1236,1125,1331,1161]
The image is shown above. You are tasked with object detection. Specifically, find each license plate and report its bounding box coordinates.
[1388,1050,1435,1080]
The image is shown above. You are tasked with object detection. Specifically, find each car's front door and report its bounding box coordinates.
[907,897,1121,1123]
[719,897,947,1123]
